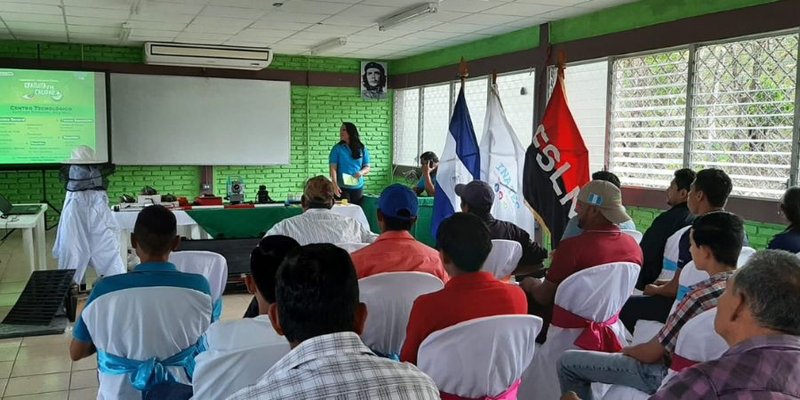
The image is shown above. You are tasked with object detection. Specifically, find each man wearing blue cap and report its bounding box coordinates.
[351,184,448,282]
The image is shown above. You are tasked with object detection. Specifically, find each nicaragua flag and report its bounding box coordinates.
[479,83,536,237]
[431,84,480,237]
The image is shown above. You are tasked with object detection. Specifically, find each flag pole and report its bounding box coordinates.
[491,69,497,85]
[458,57,469,85]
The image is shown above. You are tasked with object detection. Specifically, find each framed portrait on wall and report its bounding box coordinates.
[361,61,387,100]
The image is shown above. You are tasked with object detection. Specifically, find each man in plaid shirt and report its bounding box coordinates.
[556,212,744,399]
[227,243,439,400]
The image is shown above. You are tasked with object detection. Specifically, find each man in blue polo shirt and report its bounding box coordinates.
[69,205,212,400]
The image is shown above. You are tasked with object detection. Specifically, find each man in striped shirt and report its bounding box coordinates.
[556,212,744,399]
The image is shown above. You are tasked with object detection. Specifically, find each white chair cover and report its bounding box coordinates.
[359,272,444,356]
[604,308,728,399]
[519,262,640,400]
[81,286,212,399]
[632,260,710,345]
[622,230,644,244]
[484,240,523,280]
[418,315,542,398]
[737,246,756,266]
[335,242,370,253]
[192,342,290,400]
[169,251,228,305]
[659,226,691,282]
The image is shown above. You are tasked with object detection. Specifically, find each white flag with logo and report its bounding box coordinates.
[479,84,536,236]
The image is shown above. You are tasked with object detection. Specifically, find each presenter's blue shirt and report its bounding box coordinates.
[417,174,437,195]
[329,143,370,189]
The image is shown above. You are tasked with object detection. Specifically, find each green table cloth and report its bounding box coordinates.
[361,195,436,247]
[185,207,302,239]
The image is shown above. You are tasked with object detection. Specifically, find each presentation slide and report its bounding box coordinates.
[0,68,108,166]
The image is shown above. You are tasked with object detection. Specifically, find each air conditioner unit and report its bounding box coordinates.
[144,42,273,70]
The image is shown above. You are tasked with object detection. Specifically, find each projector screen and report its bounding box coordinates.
[110,74,290,165]
[0,68,108,166]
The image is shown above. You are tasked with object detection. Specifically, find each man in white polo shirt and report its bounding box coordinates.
[265,175,377,245]
[69,205,213,400]
[192,235,299,399]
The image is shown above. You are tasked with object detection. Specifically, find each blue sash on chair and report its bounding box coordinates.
[212,298,223,322]
[97,341,201,395]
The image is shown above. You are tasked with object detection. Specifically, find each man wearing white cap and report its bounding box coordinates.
[53,145,125,284]
[520,180,643,339]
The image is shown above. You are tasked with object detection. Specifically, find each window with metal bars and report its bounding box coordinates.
[690,34,798,199]
[609,50,690,189]
[392,70,536,167]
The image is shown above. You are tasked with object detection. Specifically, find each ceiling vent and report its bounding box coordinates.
[144,42,272,70]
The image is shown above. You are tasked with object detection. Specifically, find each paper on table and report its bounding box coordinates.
[342,173,359,186]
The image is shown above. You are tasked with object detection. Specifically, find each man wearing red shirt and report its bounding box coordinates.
[351,184,448,283]
[521,180,643,340]
[400,212,528,364]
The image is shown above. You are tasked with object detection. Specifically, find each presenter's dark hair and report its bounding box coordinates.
[420,151,439,164]
[341,122,364,159]
[133,205,176,255]
[362,61,386,90]
[251,235,300,303]
[437,212,492,272]
[275,244,360,343]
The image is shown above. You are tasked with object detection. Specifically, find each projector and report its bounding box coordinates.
[227,177,245,204]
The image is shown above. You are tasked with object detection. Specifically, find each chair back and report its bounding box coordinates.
[622,230,643,244]
[520,262,640,400]
[660,226,691,282]
[418,315,542,398]
[484,240,523,280]
[192,342,290,400]
[667,308,727,372]
[673,261,709,310]
[738,246,756,266]
[169,251,228,304]
[81,286,212,399]
[359,272,444,356]
[335,242,370,253]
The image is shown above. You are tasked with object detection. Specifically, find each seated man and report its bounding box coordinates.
[621,168,736,330]
[228,244,439,399]
[560,171,636,241]
[557,212,744,399]
[457,180,547,275]
[351,184,448,282]
[520,180,642,334]
[194,235,299,400]
[653,250,800,399]
[69,205,213,400]
[414,151,438,196]
[266,175,377,245]
[635,168,696,290]
[400,212,528,365]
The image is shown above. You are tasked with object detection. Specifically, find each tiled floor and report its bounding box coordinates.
[0,228,252,399]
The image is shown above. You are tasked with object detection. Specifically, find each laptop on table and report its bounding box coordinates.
[0,194,42,216]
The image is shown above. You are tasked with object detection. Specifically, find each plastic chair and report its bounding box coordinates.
[359,272,444,356]
[418,315,542,399]
[335,242,370,253]
[622,230,644,244]
[484,240,523,280]
[519,262,640,400]
[737,246,756,266]
[170,250,228,321]
[192,341,290,400]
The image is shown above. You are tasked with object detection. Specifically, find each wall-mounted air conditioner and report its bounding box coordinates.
[144,42,273,70]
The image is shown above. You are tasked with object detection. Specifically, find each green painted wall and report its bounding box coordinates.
[550,0,781,44]
[0,41,393,224]
[628,206,784,250]
[390,26,540,75]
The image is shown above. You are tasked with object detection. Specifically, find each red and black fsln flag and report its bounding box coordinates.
[523,70,590,248]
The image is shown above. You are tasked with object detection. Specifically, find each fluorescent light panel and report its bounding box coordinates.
[378,2,438,32]
[310,37,347,55]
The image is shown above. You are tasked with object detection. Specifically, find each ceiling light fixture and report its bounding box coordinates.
[378,2,438,32]
[119,23,132,43]
[309,37,347,55]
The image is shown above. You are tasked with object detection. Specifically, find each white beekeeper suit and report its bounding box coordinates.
[53,145,126,284]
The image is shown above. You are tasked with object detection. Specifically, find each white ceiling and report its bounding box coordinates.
[0,0,635,60]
